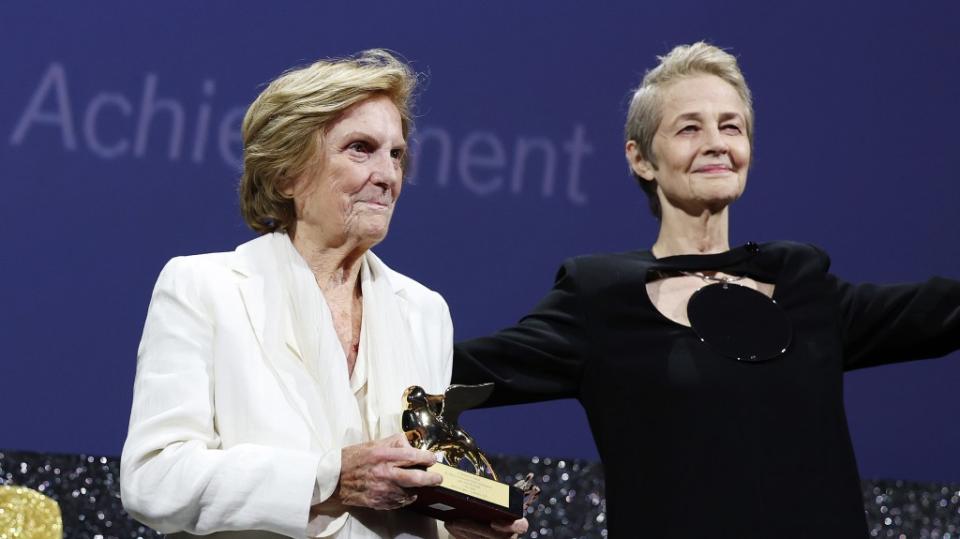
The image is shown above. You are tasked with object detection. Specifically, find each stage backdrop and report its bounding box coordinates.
[2,1,958,482]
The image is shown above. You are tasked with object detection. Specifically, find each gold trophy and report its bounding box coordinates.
[401,383,534,522]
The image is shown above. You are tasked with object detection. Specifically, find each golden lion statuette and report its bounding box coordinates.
[401,384,538,523]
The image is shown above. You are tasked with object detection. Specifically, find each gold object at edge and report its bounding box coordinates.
[0,485,63,539]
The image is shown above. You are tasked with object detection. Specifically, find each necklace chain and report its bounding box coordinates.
[680,271,746,284]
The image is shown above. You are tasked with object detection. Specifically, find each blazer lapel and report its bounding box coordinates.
[236,275,267,351]
[232,235,303,354]
[231,235,335,448]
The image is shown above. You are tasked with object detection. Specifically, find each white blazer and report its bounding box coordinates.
[120,234,453,538]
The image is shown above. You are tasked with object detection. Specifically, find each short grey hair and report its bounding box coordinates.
[240,49,418,234]
[625,42,754,219]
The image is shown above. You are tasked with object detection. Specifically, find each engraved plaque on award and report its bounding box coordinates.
[401,384,526,523]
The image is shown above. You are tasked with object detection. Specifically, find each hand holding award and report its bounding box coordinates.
[401,384,539,525]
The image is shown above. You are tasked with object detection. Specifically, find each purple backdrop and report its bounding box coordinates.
[1,1,957,482]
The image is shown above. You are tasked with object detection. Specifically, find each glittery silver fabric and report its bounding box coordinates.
[493,456,607,538]
[1,450,958,537]
[0,452,156,539]
[861,480,960,538]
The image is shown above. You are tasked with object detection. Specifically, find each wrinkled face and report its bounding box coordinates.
[629,74,751,216]
[286,95,406,249]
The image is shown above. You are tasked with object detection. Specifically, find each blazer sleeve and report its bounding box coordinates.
[830,272,960,371]
[120,257,322,538]
[438,294,455,391]
[452,259,589,406]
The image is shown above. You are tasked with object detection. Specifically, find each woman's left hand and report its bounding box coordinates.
[444,471,538,537]
[444,518,529,539]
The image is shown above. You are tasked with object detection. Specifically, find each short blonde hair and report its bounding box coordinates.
[240,49,417,234]
[624,42,754,219]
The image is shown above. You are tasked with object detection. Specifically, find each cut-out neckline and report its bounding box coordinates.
[645,272,776,328]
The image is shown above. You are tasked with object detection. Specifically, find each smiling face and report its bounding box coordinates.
[286,95,406,250]
[628,74,751,217]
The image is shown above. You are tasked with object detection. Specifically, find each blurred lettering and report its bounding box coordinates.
[83,93,132,159]
[9,62,592,205]
[410,124,592,205]
[11,63,78,150]
[459,132,506,196]
[9,63,238,170]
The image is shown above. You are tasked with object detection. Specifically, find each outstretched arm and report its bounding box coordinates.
[453,260,590,407]
[833,274,960,370]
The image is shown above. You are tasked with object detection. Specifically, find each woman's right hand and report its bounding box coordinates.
[334,433,442,510]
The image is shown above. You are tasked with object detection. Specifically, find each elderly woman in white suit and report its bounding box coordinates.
[120,50,526,539]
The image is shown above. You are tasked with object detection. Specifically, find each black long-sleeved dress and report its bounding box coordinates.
[453,241,960,538]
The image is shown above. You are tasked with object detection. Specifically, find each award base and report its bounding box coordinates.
[406,463,524,523]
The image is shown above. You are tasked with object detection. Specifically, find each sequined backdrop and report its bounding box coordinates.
[2,451,957,538]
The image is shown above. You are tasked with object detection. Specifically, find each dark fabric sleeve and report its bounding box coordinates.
[452,259,589,407]
[832,274,960,371]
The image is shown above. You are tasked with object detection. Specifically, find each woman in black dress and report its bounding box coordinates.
[452,42,960,538]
